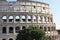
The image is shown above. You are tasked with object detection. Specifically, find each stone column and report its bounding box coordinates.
[20,26,22,30]
[37,15,39,23]
[14,15,15,23]
[25,15,27,27]
[36,15,38,23]
[7,15,9,23]
[41,16,43,23]
[32,15,33,23]
[14,27,15,35]
[7,27,9,35]
[20,15,22,23]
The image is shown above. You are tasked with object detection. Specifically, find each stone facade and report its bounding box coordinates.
[0,0,58,40]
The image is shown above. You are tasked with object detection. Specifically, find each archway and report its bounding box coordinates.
[9,38,13,40]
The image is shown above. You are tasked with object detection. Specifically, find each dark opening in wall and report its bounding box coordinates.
[28,19,31,21]
[22,26,25,29]
[2,27,6,33]
[9,38,13,40]
[2,39,6,40]
[15,19,20,22]
[15,26,20,33]
[3,19,7,22]
[9,27,13,33]
[22,19,26,22]
[43,7,45,10]
[44,27,46,31]
[9,19,13,22]
[33,6,36,8]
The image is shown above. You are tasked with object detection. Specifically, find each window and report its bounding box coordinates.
[21,15,26,22]
[33,6,36,8]
[51,27,53,31]
[9,16,13,22]
[9,27,13,33]
[43,7,45,10]
[15,16,20,22]
[40,26,42,29]
[51,18,52,22]
[27,15,31,22]
[44,27,46,31]
[2,16,7,22]
[9,38,13,40]
[2,27,6,33]
[32,6,36,13]
[22,26,25,29]
[15,26,20,33]
[2,39,6,40]
[48,27,50,31]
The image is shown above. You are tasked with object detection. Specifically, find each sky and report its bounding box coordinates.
[7,0,60,30]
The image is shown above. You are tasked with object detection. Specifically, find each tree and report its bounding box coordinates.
[16,26,48,40]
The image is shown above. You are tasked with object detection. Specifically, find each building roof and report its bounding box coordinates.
[17,0,49,5]
[0,0,49,5]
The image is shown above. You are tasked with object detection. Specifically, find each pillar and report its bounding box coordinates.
[7,27,9,35]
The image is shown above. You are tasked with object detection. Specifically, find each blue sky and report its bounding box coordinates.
[7,0,60,30]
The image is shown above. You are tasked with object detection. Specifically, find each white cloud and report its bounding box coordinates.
[56,25,60,30]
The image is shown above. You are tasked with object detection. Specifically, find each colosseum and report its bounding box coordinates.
[0,0,58,40]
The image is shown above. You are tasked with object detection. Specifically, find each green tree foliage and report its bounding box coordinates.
[16,26,48,40]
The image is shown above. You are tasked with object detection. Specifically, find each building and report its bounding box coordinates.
[0,0,58,40]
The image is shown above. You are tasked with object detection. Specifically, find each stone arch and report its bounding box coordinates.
[9,38,13,40]
[9,27,13,33]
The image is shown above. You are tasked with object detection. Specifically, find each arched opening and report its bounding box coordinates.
[9,16,13,22]
[44,27,46,31]
[22,26,25,30]
[2,39,6,40]
[15,26,20,33]
[48,27,50,31]
[2,16,7,22]
[51,18,52,22]
[15,16,20,22]
[27,15,31,22]
[21,15,26,22]
[2,27,6,33]
[9,27,13,33]
[9,38,13,40]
